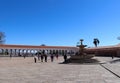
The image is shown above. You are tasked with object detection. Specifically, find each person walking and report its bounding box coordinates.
[44,54,48,62]
[23,54,26,59]
[111,54,114,59]
[50,54,54,62]
[34,55,37,63]
[38,53,40,61]
[63,54,67,62]
[55,54,58,60]
[41,54,44,62]
[10,54,12,58]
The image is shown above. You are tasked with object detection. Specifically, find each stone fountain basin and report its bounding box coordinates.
[66,54,98,63]
[70,54,94,60]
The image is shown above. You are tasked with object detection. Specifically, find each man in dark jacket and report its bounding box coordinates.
[63,54,67,62]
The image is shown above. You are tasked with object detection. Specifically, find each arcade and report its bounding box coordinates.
[0,44,78,57]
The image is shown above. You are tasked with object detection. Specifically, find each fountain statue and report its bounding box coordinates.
[65,39,95,63]
[77,39,87,56]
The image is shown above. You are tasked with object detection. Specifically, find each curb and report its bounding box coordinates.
[100,64,120,78]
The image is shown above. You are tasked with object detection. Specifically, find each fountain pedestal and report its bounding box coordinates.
[66,39,95,63]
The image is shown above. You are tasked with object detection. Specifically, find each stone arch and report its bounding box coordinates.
[5,49,9,55]
[62,50,65,55]
[53,50,56,54]
[56,50,59,54]
[0,49,3,55]
[49,50,53,54]
[58,50,62,55]
[1,49,4,55]
[64,50,67,54]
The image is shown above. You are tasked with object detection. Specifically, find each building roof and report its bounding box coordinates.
[0,44,78,49]
[87,44,120,50]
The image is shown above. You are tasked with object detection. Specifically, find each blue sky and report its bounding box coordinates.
[0,0,120,47]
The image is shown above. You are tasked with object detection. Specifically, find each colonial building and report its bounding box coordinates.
[1,44,120,57]
[86,44,120,57]
[0,44,78,57]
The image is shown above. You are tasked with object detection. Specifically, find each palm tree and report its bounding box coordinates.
[93,38,100,47]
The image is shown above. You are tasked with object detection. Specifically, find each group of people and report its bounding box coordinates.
[34,54,59,63]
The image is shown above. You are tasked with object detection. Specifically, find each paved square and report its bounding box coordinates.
[0,56,120,83]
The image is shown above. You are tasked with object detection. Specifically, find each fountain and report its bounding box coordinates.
[66,39,95,63]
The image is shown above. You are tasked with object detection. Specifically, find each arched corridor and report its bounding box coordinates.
[0,44,78,57]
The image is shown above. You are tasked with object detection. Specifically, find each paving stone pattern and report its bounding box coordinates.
[0,56,120,83]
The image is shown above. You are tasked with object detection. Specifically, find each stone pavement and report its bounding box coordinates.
[0,56,120,83]
[100,57,120,79]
